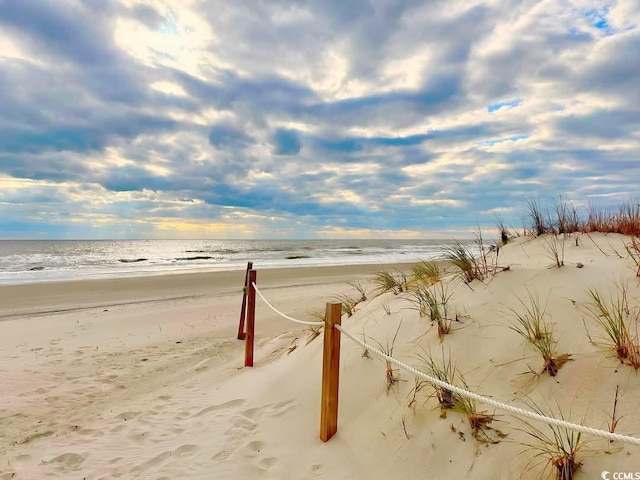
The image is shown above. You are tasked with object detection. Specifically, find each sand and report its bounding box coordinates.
[1,236,640,479]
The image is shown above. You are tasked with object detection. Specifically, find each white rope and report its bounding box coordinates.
[335,324,640,446]
[251,282,325,327]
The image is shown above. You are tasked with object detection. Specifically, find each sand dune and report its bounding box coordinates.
[1,234,640,479]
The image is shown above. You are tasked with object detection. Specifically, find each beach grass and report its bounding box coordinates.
[508,291,570,376]
[518,404,583,480]
[585,283,640,369]
[418,347,462,416]
[409,282,453,340]
[373,270,409,295]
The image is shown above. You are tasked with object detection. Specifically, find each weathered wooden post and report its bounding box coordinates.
[244,269,257,367]
[320,302,342,442]
[237,261,253,340]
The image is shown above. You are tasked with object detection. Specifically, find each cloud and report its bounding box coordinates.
[0,0,638,238]
[208,124,253,149]
[272,128,303,155]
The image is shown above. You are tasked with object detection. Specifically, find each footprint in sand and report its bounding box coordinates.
[173,444,199,457]
[109,424,127,434]
[192,398,246,418]
[211,444,240,463]
[44,452,86,470]
[257,457,278,471]
[269,399,297,419]
[240,440,265,458]
[225,415,257,438]
[116,411,142,421]
[15,455,31,463]
[129,451,171,475]
[77,428,103,438]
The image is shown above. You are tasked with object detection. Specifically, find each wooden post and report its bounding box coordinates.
[244,270,257,367]
[237,261,253,340]
[320,302,342,442]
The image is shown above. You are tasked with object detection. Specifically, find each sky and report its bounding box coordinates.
[0,0,638,239]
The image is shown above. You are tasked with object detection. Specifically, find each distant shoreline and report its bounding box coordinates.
[0,261,421,319]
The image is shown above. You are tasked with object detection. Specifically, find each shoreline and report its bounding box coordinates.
[0,261,421,319]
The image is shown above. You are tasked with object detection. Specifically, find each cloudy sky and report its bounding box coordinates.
[0,0,638,239]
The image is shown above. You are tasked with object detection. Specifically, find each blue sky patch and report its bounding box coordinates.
[487,98,522,113]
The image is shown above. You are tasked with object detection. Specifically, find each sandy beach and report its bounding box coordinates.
[2,235,640,479]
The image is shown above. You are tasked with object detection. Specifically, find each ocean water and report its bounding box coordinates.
[0,239,467,285]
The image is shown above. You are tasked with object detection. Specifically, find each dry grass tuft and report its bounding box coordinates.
[522,196,640,237]
[543,235,565,268]
[455,380,506,444]
[626,237,640,277]
[527,196,552,236]
[608,385,622,444]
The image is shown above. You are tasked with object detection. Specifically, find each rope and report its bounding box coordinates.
[252,282,325,327]
[335,324,640,446]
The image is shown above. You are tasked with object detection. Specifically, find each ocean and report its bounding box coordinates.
[0,239,470,285]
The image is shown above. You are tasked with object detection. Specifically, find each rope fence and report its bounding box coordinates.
[237,266,640,446]
[335,324,640,446]
[252,282,324,327]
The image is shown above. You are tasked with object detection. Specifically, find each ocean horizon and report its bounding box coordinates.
[0,238,476,286]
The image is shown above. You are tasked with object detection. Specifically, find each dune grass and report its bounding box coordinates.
[585,283,640,369]
[508,291,571,376]
[371,320,403,393]
[456,381,505,444]
[626,237,640,277]
[543,235,565,268]
[411,259,441,286]
[334,292,359,317]
[496,215,510,245]
[527,197,552,236]
[523,196,640,237]
[373,270,409,295]
[418,348,462,416]
[442,241,486,284]
[518,404,583,480]
[409,282,454,340]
